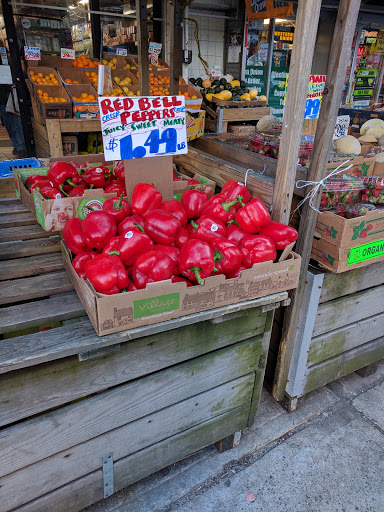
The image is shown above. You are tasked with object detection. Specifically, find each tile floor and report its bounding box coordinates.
[0,125,14,160]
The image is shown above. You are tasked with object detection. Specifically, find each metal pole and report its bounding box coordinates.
[90,0,102,59]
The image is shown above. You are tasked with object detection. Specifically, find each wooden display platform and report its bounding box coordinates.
[0,197,288,511]
[33,118,102,158]
[203,103,270,134]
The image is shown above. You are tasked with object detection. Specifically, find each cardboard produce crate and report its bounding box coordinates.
[62,135,78,156]
[228,124,256,136]
[29,83,72,125]
[62,240,300,335]
[27,66,61,85]
[65,84,100,119]
[57,67,90,86]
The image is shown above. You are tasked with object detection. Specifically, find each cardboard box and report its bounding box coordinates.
[57,67,90,86]
[326,156,376,178]
[311,236,384,273]
[27,66,61,84]
[228,124,255,137]
[173,171,215,199]
[62,135,78,156]
[65,84,100,119]
[29,83,72,125]
[62,240,300,335]
[338,105,384,129]
[186,109,205,141]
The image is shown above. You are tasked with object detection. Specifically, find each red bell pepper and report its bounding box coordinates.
[102,227,154,267]
[118,214,145,236]
[113,161,125,181]
[25,175,52,190]
[199,193,239,224]
[210,239,243,276]
[68,186,86,197]
[47,161,79,191]
[82,211,117,250]
[103,194,131,224]
[171,275,193,287]
[132,250,174,289]
[85,254,129,295]
[226,224,249,246]
[235,198,271,234]
[72,251,98,278]
[104,183,127,196]
[160,200,188,226]
[29,180,53,192]
[131,183,163,218]
[190,216,226,244]
[154,244,180,274]
[181,189,208,219]
[144,210,181,245]
[258,221,298,250]
[128,279,138,291]
[241,235,277,267]
[63,218,90,255]
[36,186,64,199]
[174,227,190,248]
[221,180,251,207]
[187,179,200,185]
[226,264,247,279]
[179,239,215,284]
[82,166,111,189]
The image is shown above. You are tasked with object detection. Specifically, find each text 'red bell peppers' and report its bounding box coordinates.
[63,218,90,255]
[179,239,215,284]
[235,198,271,234]
[82,211,117,250]
[82,166,111,189]
[175,227,190,248]
[258,221,298,250]
[144,209,181,245]
[241,235,277,267]
[154,244,180,274]
[210,239,243,276]
[160,200,188,226]
[102,228,154,267]
[72,251,98,278]
[199,193,239,224]
[132,250,174,289]
[190,216,226,244]
[131,183,162,218]
[118,214,145,235]
[103,194,131,224]
[47,161,79,191]
[226,224,249,246]
[221,180,251,207]
[85,254,129,295]
[181,189,208,219]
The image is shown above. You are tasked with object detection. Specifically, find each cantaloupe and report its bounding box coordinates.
[360,118,384,135]
[202,79,211,89]
[334,135,361,155]
[358,134,377,143]
[366,126,384,139]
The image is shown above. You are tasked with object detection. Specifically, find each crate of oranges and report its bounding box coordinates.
[84,70,99,88]
[57,67,90,86]
[72,55,100,69]
[29,68,61,86]
[34,85,72,124]
[66,84,100,119]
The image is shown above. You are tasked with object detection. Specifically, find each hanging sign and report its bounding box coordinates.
[116,48,128,56]
[245,0,293,21]
[0,48,8,65]
[24,46,40,60]
[376,31,384,55]
[98,95,188,161]
[258,42,269,62]
[333,115,350,140]
[149,42,162,55]
[61,48,75,59]
[150,54,159,66]
[284,74,326,119]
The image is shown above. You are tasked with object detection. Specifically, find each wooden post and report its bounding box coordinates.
[272,0,362,401]
[89,0,101,60]
[169,5,183,96]
[271,0,322,224]
[136,0,150,96]
[373,55,384,104]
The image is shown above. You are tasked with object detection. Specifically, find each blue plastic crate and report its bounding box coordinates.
[0,157,42,178]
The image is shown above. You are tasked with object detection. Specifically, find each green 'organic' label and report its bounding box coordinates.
[347,238,384,265]
[134,293,180,319]
[33,192,45,229]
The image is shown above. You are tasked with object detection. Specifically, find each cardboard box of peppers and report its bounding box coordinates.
[62,173,299,295]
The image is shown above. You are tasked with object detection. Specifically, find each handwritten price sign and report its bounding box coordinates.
[61,48,75,59]
[98,95,188,161]
[24,46,40,61]
[116,48,127,56]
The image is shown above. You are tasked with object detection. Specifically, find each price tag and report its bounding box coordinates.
[116,48,127,56]
[98,95,188,161]
[61,48,75,59]
[24,46,40,61]
[150,54,159,66]
[0,48,8,65]
[149,42,162,55]
[333,115,350,140]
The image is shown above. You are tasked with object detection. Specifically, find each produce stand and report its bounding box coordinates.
[203,103,270,134]
[0,197,289,511]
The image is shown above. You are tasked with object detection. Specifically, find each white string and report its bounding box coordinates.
[244,166,266,187]
[291,160,354,215]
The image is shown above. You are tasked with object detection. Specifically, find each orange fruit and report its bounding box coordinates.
[37,72,43,78]
[80,92,88,99]
[65,79,72,84]
[73,80,79,84]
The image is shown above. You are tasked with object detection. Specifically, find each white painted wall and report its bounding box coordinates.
[187,15,225,78]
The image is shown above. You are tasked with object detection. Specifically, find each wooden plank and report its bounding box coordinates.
[0,178,16,199]
[0,224,55,242]
[15,405,249,512]
[136,0,150,96]
[319,260,384,303]
[0,292,84,334]
[305,335,384,394]
[0,200,29,215]
[0,270,73,306]
[313,285,384,337]
[1,375,253,509]
[175,146,275,207]
[33,130,50,157]
[0,310,265,426]
[272,0,361,401]
[46,119,63,158]
[308,311,384,366]
[32,118,48,139]
[0,211,36,227]
[35,141,50,159]
[58,118,101,133]
[0,252,63,281]
[0,338,260,476]
[222,107,270,122]
[0,236,60,260]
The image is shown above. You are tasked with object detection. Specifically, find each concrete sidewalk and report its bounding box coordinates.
[84,361,384,512]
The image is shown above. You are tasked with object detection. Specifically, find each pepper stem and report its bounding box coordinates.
[107,250,120,256]
[133,222,145,233]
[190,266,203,285]
[113,194,124,210]
[89,184,94,189]
[59,184,70,197]
[221,197,239,213]
[190,220,199,231]
[227,219,242,228]
[66,179,77,188]
[213,250,223,263]
[236,195,245,207]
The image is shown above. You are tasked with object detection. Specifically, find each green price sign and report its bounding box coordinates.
[347,238,384,265]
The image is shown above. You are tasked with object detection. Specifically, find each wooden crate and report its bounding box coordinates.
[0,198,287,511]
[203,103,270,133]
[284,260,384,409]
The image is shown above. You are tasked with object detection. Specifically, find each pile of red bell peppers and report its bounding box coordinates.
[63,179,298,295]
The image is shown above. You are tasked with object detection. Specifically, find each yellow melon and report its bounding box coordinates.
[249,88,258,99]
[230,80,240,87]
